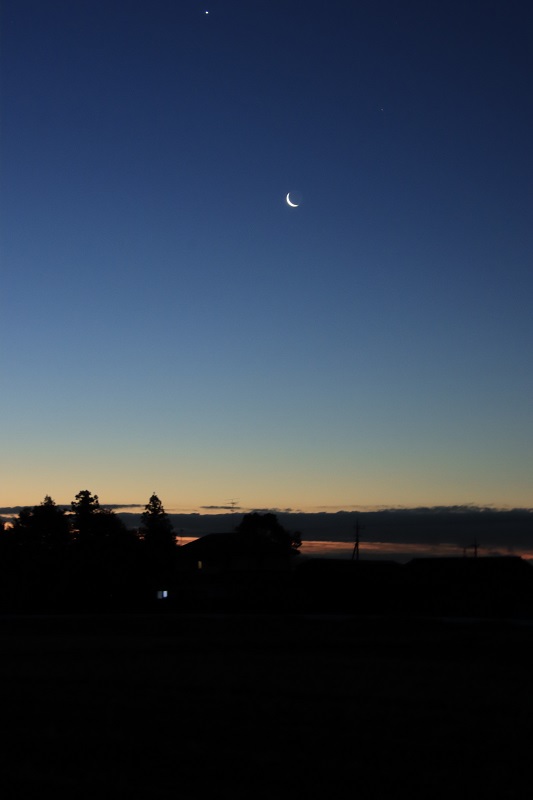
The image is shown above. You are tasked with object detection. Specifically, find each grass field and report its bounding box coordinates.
[1,613,532,798]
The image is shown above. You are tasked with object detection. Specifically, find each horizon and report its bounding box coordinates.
[3,501,532,563]
[3,500,533,518]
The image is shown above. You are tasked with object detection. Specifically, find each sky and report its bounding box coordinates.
[1,0,532,513]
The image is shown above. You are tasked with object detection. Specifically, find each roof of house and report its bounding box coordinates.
[178,531,295,562]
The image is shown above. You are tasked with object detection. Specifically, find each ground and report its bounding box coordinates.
[1,613,532,798]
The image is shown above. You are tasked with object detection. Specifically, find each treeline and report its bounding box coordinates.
[0,493,301,613]
[0,491,176,611]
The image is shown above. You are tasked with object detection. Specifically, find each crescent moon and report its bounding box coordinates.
[286,192,299,208]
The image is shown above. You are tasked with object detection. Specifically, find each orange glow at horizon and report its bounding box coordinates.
[176,537,533,563]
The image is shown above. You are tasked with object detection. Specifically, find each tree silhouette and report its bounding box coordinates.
[71,490,127,543]
[66,491,139,609]
[140,494,175,550]
[71,490,100,532]
[12,495,70,549]
[0,497,73,610]
[235,512,301,554]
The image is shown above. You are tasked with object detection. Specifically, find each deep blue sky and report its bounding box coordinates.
[2,1,532,511]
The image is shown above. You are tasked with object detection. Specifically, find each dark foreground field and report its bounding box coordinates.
[1,613,533,799]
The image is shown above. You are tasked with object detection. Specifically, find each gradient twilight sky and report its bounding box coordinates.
[2,0,532,512]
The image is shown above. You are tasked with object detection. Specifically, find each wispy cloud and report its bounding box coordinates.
[1,503,145,517]
[200,505,244,511]
[105,504,145,511]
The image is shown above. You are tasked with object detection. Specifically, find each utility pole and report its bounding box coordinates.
[352,516,364,561]
[463,538,479,557]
